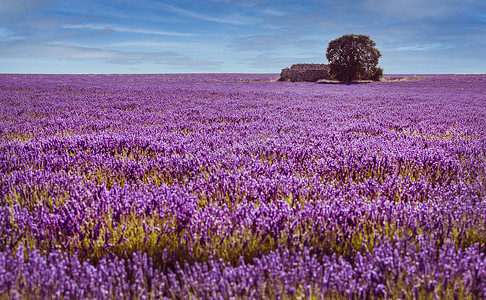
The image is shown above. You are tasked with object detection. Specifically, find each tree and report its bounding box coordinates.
[326,34,383,82]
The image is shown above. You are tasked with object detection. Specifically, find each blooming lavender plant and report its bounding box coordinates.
[0,73,485,298]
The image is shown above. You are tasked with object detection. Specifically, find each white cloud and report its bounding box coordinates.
[158,3,256,25]
[108,41,219,51]
[0,41,118,59]
[63,24,198,37]
[391,43,453,52]
[0,40,221,67]
[261,8,288,17]
[0,28,17,40]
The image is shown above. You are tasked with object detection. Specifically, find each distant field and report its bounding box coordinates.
[1,74,485,298]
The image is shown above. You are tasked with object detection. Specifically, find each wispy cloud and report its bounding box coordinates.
[158,3,255,25]
[0,40,220,67]
[229,33,320,52]
[109,41,217,51]
[239,52,320,70]
[63,24,198,37]
[393,43,453,52]
[1,41,119,60]
[261,8,288,17]
[0,28,17,40]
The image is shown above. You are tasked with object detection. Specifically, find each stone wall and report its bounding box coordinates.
[279,64,331,82]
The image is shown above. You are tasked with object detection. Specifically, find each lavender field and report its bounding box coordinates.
[1,73,485,299]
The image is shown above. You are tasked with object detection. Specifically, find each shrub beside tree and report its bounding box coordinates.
[326,34,383,82]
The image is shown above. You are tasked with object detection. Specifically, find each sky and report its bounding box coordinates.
[0,0,485,74]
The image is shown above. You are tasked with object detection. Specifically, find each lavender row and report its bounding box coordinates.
[1,127,484,263]
[2,74,485,140]
[1,237,485,299]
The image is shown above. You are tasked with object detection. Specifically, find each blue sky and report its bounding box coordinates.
[1,0,485,74]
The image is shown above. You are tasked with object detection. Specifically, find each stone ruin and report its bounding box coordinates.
[278,64,332,82]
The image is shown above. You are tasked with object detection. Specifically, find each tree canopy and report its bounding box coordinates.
[326,34,383,82]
